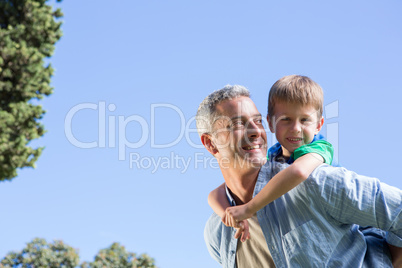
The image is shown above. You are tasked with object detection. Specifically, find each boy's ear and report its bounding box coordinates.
[201,133,218,155]
[267,115,275,133]
[315,116,324,134]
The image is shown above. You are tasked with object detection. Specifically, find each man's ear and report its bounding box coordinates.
[267,115,275,133]
[201,133,218,155]
[315,116,324,134]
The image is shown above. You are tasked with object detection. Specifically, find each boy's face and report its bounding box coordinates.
[268,101,324,157]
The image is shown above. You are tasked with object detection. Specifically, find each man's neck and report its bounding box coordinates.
[221,167,261,205]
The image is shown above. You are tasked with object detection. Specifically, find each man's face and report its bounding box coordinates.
[268,101,323,157]
[211,97,267,169]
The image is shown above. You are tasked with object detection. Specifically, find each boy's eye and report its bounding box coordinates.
[281,117,290,121]
[301,118,312,124]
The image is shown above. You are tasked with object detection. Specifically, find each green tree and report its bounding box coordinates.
[81,242,157,268]
[1,239,158,268]
[0,238,79,268]
[0,0,63,181]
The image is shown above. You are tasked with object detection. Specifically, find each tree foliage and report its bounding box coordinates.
[0,239,158,268]
[0,0,63,181]
[0,238,79,268]
[81,243,157,268]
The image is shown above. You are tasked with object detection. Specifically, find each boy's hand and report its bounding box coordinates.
[225,203,253,223]
[221,214,250,242]
[234,220,250,242]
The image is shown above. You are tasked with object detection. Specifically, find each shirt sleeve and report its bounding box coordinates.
[204,213,223,265]
[292,140,334,165]
[311,166,402,247]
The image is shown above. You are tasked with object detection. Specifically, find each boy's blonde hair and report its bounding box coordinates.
[268,75,323,119]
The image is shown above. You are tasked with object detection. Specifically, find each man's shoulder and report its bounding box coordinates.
[310,164,359,184]
[305,164,345,188]
[258,160,288,182]
[307,164,384,196]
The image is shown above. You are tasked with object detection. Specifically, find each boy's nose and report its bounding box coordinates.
[290,121,302,133]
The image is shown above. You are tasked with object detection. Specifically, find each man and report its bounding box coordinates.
[196,85,402,267]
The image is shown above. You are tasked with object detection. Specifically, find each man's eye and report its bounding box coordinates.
[231,121,244,128]
[255,119,263,124]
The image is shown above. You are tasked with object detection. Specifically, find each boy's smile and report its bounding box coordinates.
[268,101,324,157]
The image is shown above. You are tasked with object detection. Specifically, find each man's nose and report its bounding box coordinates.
[247,121,262,138]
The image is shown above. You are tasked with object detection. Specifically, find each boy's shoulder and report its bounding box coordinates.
[268,134,339,166]
[267,142,284,162]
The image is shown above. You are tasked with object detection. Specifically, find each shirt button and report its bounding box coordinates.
[231,250,236,255]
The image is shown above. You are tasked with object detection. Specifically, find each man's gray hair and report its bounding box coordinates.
[196,85,250,137]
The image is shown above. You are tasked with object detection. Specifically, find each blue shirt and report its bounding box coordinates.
[204,161,402,267]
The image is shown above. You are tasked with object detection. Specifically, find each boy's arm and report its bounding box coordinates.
[208,183,228,218]
[208,183,251,242]
[225,153,324,222]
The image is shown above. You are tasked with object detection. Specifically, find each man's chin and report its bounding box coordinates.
[235,155,267,169]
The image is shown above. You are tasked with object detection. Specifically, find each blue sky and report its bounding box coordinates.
[1,1,401,267]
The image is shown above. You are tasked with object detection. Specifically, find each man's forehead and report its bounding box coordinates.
[213,113,262,124]
[212,97,261,126]
[215,96,257,113]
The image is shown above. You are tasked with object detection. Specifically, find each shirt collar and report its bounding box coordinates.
[225,184,237,206]
[268,134,325,164]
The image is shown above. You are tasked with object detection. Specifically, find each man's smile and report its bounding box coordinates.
[242,144,263,151]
